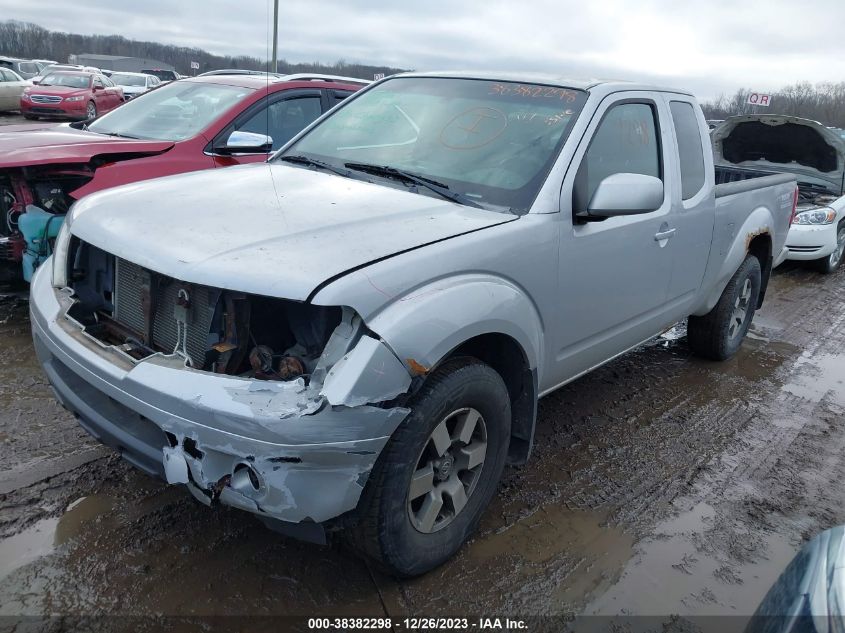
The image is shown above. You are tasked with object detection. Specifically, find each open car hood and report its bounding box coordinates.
[0,124,174,168]
[712,115,845,195]
[70,163,516,301]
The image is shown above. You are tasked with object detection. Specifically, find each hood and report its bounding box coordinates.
[28,85,87,96]
[70,163,516,301]
[0,125,174,168]
[712,115,845,194]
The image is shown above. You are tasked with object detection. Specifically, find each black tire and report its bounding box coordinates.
[688,255,761,361]
[349,357,511,577]
[23,114,37,120]
[813,221,845,274]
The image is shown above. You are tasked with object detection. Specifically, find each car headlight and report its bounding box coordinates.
[51,209,75,288]
[794,207,837,225]
[20,92,30,101]
[64,95,85,102]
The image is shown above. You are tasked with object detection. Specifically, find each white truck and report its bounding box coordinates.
[31,72,798,576]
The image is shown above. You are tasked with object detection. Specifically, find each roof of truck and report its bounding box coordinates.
[392,70,694,96]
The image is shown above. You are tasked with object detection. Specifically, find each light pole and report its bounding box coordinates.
[272,0,279,74]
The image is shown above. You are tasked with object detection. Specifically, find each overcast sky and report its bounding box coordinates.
[2,0,843,99]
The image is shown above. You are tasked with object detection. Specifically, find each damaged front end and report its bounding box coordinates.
[32,239,415,541]
[0,165,93,282]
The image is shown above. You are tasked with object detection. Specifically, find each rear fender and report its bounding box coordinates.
[692,205,775,316]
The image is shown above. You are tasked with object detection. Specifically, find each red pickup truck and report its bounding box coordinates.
[0,73,367,282]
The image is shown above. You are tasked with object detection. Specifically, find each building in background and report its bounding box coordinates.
[70,54,175,74]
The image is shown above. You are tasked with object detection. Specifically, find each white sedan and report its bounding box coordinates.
[108,71,161,100]
[0,67,30,112]
[786,193,845,273]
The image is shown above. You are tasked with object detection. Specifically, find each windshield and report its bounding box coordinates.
[279,77,587,212]
[88,80,252,141]
[111,74,146,87]
[40,73,90,88]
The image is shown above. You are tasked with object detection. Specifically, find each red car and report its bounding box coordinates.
[0,73,367,282]
[21,71,124,121]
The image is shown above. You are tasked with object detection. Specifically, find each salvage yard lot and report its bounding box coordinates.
[0,135,843,622]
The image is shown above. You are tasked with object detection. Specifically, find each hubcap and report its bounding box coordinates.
[830,228,845,268]
[407,407,487,533]
[87,104,95,118]
[729,278,752,340]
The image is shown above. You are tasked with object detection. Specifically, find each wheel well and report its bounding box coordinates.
[446,333,537,466]
[748,233,772,308]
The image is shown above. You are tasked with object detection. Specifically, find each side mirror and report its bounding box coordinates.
[31,78,41,85]
[93,84,104,91]
[583,173,664,218]
[218,130,273,155]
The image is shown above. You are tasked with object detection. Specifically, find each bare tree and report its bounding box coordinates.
[702,81,845,128]
[0,20,406,80]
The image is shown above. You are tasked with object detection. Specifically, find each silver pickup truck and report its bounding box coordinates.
[30,72,798,576]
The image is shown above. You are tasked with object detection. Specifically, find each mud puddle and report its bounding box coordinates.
[1,265,845,619]
[0,495,116,583]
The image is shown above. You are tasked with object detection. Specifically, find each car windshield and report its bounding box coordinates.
[40,73,90,88]
[279,77,587,212]
[111,74,147,87]
[87,80,252,141]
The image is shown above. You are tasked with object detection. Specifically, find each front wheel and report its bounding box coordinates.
[349,357,511,577]
[688,255,761,361]
[86,101,97,120]
[814,223,845,274]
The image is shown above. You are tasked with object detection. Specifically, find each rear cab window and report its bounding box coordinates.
[669,101,706,200]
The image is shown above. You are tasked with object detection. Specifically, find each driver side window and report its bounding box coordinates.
[236,96,323,151]
[573,102,661,214]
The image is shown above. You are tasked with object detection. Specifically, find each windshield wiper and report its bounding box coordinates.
[279,154,355,178]
[343,162,483,208]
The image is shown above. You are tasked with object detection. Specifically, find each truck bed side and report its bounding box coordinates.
[691,171,796,316]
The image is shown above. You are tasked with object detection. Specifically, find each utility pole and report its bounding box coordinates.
[272,0,279,74]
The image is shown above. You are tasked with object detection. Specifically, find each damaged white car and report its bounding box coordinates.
[713,115,845,273]
[31,72,796,576]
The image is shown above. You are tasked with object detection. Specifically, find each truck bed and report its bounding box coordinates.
[714,166,795,199]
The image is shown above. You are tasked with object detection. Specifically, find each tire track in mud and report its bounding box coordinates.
[0,264,843,618]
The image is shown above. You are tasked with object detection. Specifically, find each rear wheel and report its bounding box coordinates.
[688,255,761,361]
[86,101,97,120]
[349,357,511,577]
[813,222,845,274]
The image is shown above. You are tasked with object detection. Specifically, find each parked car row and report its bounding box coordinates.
[0,56,56,80]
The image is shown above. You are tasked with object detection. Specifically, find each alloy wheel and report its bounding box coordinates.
[407,407,488,533]
[728,278,752,340]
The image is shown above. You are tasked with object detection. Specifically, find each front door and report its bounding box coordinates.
[548,94,676,389]
[211,90,325,167]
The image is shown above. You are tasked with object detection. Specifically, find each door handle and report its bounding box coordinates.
[654,228,676,241]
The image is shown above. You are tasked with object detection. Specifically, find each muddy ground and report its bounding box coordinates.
[1,260,843,628]
[2,116,845,627]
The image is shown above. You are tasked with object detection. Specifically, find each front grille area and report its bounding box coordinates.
[30,95,62,104]
[114,258,217,367]
[786,245,822,253]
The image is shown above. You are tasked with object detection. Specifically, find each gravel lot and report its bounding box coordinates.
[1,111,844,626]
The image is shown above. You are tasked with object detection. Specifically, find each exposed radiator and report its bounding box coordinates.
[113,258,217,366]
